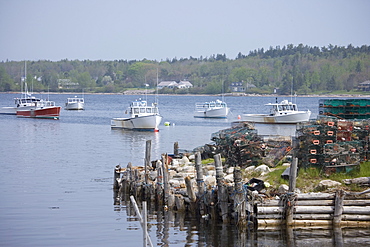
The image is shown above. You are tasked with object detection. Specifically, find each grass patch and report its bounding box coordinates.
[263,162,370,192]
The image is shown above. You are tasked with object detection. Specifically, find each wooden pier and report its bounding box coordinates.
[113,140,370,229]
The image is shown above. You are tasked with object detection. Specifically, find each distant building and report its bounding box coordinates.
[229,81,256,92]
[177,81,193,89]
[358,80,370,91]
[157,81,178,89]
[157,80,193,89]
[58,79,79,89]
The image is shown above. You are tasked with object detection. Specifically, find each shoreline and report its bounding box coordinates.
[1,91,370,98]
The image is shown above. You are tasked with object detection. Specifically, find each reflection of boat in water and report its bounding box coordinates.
[194,99,229,118]
[242,99,311,124]
[16,99,61,119]
[111,99,162,131]
[65,96,84,110]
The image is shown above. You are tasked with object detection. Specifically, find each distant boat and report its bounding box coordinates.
[0,94,41,115]
[0,61,41,115]
[194,99,230,118]
[111,99,162,131]
[65,96,84,110]
[16,99,61,119]
[241,99,311,124]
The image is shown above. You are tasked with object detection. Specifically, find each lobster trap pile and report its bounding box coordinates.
[319,98,370,119]
[296,116,370,172]
[207,123,291,167]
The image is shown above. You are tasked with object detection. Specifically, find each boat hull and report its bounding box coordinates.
[65,102,84,110]
[0,107,17,115]
[16,106,61,119]
[242,111,311,124]
[111,115,162,131]
[194,107,229,118]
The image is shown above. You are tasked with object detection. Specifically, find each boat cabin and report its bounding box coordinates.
[15,97,40,107]
[66,97,84,104]
[268,100,298,115]
[129,100,159,117]
[196,99,227,110]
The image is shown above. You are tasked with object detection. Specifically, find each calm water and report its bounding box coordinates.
[1,93,369,246]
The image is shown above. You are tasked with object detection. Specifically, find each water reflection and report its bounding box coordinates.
[110,129,162,163]
[115,197,370,246]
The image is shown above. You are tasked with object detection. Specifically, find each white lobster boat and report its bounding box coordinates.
[111,99,162,131]
[242,99,311,124]
[194,99,229,118]
[65,96,84,110]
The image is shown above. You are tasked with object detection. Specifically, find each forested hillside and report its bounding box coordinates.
[1,44,369,95]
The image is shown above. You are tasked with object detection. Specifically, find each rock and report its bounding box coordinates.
[316,180,341,191]
[245,166,256,173]
[204,176,216,187]
[224,174,234,183]
[255,164,271,175]
[226,167,234,174]
[278,184,289,193]
[180,156,190,165]
[188,154,195,160]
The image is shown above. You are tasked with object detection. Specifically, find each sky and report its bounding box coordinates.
[0,0,369,62]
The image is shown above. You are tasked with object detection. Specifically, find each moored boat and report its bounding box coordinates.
[0,61,42,115]
[111,99,162,131]
[194,99,230,118]
[242,99,311,124]
[65,96,84,110]
[16,100,61,119]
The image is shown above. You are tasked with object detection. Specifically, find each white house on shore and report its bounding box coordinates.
[157,80,193,89]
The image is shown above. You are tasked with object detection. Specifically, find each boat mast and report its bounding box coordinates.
[155,68,159,105]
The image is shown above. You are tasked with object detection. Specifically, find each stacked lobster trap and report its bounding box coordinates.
[296,116,370,172]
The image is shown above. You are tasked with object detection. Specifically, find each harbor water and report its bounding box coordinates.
[1,93,369,246]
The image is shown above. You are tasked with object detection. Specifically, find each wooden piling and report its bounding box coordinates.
[174,142,179,157]
[234,167,247,225]
[162,154,170,207]
[195,152,205,215]
[185,176,196,213]
[144,140,151,184]
[113,165,121,190]
[333,190,345,226]
[214,154,228,223]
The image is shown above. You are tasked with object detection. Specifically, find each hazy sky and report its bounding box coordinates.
[1,0,369,62]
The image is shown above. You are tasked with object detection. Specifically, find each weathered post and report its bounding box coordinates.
[333,189,345,226]
[113,165,121,190]
[234,167,247,225]
[127,162,133,195]
[214,153,228,223]
[156,160,163,207]
[195,152,205,215]
[174,142,179,157]
[143,201,148,247]
[144,140,152,201]
[185,176,196,213]
[286,157,298,226]
[288,157,298,193]
[145,140,151,184]
[162,154,169,206]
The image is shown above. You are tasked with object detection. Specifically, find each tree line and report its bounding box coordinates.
[0,44,369,95]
